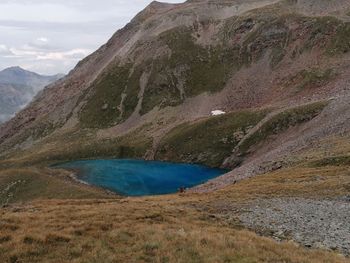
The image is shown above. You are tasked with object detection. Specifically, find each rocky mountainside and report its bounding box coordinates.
[1,0,350,186]
[0,67,63,123]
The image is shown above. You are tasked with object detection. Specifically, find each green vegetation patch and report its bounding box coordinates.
[184,45,241,97]
[230,14,350,61]
[47,138,150,164]
[155,110,267,167]
[309,155,350,167]
[302,16,350,56]
[285,68,336,92]
[238,101,328,154]
[327,22,350,55]
[270,47,287,68]
[303,16,340,51]
[241,18,289,66]
[162,28,240,97]
[35,128,153,165]
[0,168,109,205]
[140,59,184,115]
[222,10,293,66]
[79,64,128,128]
[79,63,143,128]
[122,66,144,118]
[0,123,154,168]
[140,27,242,115]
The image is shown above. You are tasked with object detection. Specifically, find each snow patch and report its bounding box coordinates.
[211,110,226,116]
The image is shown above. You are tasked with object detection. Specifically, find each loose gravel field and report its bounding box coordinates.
[240,197,350,256]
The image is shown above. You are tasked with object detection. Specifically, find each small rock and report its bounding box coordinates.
[101,103,109,110]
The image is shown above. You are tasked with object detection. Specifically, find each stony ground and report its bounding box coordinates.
[239,197,350,256]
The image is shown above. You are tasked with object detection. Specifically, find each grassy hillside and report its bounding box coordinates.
[0,168,110,206]
[0,162,349,263]
[156,110,267,167]
[237,101,328,155]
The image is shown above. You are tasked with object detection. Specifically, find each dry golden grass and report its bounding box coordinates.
[0,197,348,263]
[0,168,111,206]
[213,166,350,201]
[0,163,349,262]
[297,134,350,163]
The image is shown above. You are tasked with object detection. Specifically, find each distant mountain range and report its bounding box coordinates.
[0,66,64,123]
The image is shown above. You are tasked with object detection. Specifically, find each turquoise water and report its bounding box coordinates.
[54,159,226,196]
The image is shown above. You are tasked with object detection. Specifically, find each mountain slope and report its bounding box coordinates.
[1,0,350,168]
[0,67,63,123]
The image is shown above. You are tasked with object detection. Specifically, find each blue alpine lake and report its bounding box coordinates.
[54,159,226,196]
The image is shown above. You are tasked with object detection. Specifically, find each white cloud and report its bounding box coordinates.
[0,44,13,55]
[37,48,92,61]
[37,37,48,43]
[0,45,7,52]
[0,44,7,52]
[9,47,39,57]
[25,37,56,51]
[9,42,92,61]
[0,0,184,75]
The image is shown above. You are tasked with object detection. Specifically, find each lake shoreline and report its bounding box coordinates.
[53,159,226,196]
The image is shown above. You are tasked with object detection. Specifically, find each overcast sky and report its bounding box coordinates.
[0,0,183,75]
